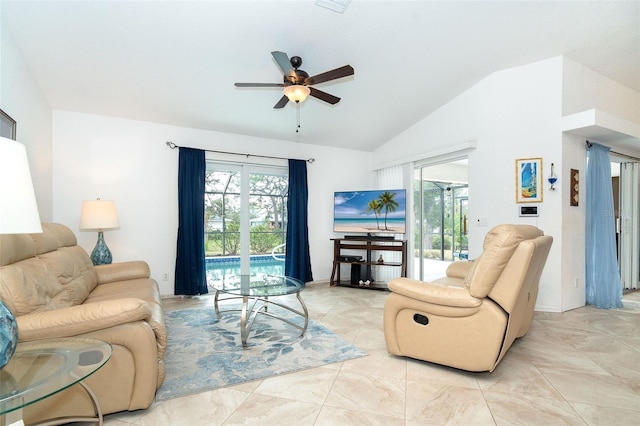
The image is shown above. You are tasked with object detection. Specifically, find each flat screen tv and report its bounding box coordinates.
[333,189,407,235]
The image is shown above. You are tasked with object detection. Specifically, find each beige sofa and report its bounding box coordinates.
[0,223,166,423]
[384,224,552,372]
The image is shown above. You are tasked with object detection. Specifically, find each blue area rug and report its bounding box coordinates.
[156,305,367,401]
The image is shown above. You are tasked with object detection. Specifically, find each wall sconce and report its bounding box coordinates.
[80,199,120,265]
[548,163,557,190]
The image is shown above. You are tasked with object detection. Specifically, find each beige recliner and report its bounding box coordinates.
[0,223,166,423]
[384,224,553,372]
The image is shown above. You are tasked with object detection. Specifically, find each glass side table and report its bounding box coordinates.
[210,274,309,348]
[0,337,112,426]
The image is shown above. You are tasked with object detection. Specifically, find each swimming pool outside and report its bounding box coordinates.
[206,255,285,282]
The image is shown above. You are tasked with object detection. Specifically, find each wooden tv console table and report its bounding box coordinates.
[330,237,407,290]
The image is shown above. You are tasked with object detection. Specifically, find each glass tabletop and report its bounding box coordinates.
[0,337,112,415]
[209,274,305,297]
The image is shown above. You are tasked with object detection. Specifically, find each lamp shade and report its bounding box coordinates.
[283,85,311,103]
[80,199,120,230]
[0,137,42,234]
[0,136,41,369]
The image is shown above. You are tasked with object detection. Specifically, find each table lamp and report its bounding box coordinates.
[0,136,42,369]
[79,199,119,265]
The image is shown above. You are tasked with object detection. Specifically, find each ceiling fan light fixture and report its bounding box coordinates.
[283,85,311,103]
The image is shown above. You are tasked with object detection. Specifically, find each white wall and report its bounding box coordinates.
[52,111,373,295]
[1,16,53,221]
[561,133,587,309]
[374,57,566,311]
[474,58,564,311]
[563,57,640,124]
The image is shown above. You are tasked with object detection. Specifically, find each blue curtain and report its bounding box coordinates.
[586,142,622,308]
[285,159,314,283]
[174,147,207,295]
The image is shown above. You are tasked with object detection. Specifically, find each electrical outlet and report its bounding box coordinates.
[163,272,169,281]
[574,278,579,288]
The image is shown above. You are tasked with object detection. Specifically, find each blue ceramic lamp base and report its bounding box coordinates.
[90,231,113,265]
[0,300,18,369]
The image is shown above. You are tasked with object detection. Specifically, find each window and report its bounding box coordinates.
[205,162,288,277]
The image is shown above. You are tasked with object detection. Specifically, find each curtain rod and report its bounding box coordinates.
[166,141,315,163]
[586,140,640,161]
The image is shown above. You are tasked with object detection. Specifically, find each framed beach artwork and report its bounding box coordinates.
[515,158,543,203]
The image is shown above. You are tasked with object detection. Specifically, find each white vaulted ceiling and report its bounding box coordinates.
[2,1,639,151]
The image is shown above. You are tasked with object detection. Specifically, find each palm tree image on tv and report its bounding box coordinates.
[333,189,406,234]
[364,199,382,230]
[378,191,399,230]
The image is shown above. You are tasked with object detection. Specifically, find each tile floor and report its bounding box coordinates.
[100,284,640,425]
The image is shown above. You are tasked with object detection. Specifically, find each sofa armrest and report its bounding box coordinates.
[388,278,482,308]
[16,298,151,341]
[95,261,150,284]
[445,261,474,279]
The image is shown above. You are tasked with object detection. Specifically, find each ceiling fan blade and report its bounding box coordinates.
[309,87,341,105]
[271,51,297,82]
[306,65,354,85]
[235,83,286,87]
[273,95,289,109]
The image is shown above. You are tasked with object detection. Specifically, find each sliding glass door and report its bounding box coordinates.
[413,160,468,281]
[616,160,640,290]
[205,162,288,281]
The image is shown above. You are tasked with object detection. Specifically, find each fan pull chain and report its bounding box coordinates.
[296,102,301,133]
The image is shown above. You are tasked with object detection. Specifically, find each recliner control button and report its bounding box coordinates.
[413,314,429,325]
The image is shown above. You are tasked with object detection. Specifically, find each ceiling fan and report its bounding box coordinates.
[235,51,354,109]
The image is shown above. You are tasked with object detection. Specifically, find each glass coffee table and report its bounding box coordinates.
[209,274,309,348]
[0,337,111,426]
